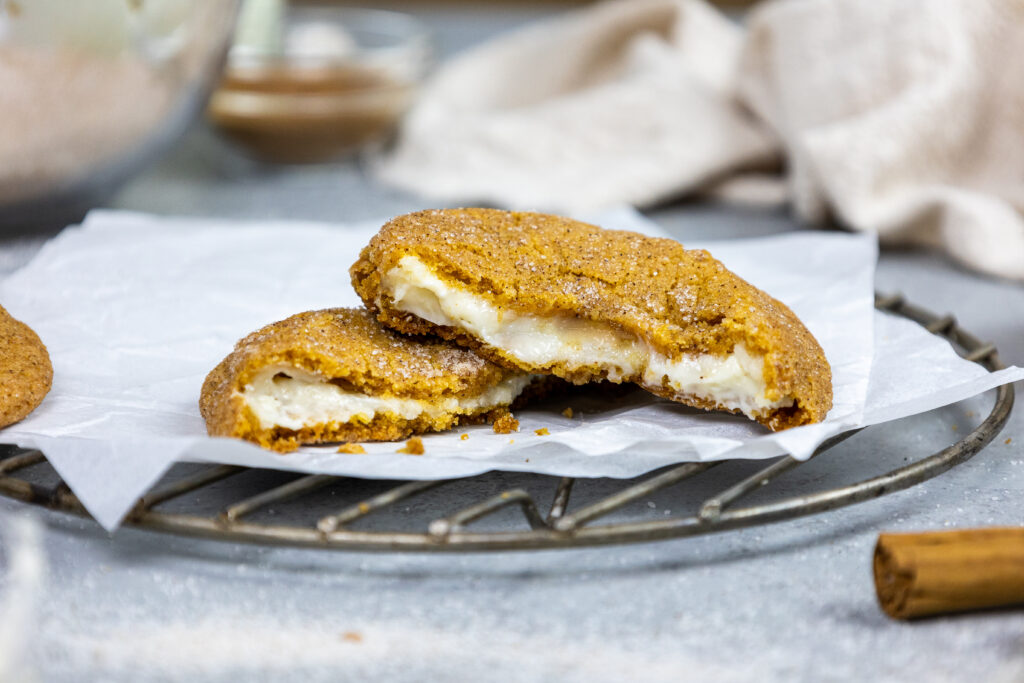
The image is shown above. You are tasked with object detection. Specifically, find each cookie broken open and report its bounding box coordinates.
[352,208,833,431]
[200,308,544,452]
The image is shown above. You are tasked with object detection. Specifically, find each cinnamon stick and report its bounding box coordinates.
[874,528,1024,620]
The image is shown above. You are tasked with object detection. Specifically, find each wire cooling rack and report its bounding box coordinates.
[0,293,1014,551]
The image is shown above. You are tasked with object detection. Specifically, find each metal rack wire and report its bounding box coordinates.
[0,293,1014,551]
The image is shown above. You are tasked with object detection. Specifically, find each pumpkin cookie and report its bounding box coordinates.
[200,308,545,452]
[351,208,832,431]
[0,305,53,428]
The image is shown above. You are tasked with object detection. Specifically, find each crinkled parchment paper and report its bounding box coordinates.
[1,208,1020,530]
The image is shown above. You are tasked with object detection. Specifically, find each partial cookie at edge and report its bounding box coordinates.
[0,304,53,428]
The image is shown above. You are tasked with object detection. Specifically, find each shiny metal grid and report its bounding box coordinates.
[0,294,1014,551]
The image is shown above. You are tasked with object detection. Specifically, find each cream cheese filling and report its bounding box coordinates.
[241,366,536,431]
[382,256,793,419]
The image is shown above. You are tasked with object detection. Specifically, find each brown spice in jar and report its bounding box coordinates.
[207,62,413,163]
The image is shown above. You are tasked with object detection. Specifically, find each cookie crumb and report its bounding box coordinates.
[491,410,520,434]
[561,407,574,419]
[1007,438,1013,445]
[509,439,515,444]
[341,631,363,643]
[460,433,469,441]
[396,437,424,455]
[337,443,366,454]
[534,428,550,436]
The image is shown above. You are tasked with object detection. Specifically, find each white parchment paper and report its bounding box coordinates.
[1,209,1020,530]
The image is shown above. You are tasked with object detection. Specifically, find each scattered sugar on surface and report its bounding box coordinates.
[18,473,1024,683]
[44,616,744,682]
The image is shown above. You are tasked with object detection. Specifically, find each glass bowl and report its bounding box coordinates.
[0,0,239,232]
[207,6,432,163]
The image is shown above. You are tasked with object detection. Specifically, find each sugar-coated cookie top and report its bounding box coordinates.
[200,308,515,404]
[351,208,833,427]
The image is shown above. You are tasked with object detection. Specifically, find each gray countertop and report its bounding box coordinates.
[1,3,1023,681]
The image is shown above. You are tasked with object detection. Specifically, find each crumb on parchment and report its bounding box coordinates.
[460,433,469,441]
[341,631,363,643]
[337,443,366,454]
[535,428,550,436]
[491,409,519,434]
[396,437,424,455]
[561,407,574,418]
[1007,438,1013,445]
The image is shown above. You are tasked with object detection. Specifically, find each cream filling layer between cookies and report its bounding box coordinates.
[241,367,536,431]
[382,256,794,419]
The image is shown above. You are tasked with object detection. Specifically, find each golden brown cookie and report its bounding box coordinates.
[200,308,545,452]
[351,208,833,431]
[0,305,52,428]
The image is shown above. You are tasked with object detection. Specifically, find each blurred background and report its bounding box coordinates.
[2,0,1021,284]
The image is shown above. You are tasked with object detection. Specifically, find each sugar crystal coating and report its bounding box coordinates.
[0,304,52,428]
[351,208,833,430]
[200,308,543,452]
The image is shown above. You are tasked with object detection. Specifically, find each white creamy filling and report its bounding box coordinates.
[241,366,536,431]
[382,256,793,418]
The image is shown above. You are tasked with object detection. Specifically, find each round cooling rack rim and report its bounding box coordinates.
[0,292,1014,552]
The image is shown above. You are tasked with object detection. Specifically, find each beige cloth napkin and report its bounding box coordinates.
[373,0,777,211]
[375,0,1024,280]
[739,0,1024,280]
